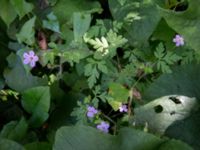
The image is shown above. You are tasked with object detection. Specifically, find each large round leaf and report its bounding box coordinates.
[143,64,200,150]
[53,126,192,150]
[132,95,197,134]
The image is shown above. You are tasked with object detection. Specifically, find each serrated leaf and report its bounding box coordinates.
[21,86,50,127]
[97,62,108,74]
[154,43,165,59]
[16,16,36,45]
[10,0,34,19]
[164,52,181,65]
[84,64,93,76]
[62,49,90,65]
[106,30,127,48]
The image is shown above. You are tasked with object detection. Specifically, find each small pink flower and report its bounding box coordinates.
[173,34,184,47]
[119,104,128,112]
[87,106,98,118]
[96,121,109,133]
[23,51,39,68]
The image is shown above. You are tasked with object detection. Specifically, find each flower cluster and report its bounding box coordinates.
[87,106,98,118]
[96,121,110,133]
[173,34,184,47]
[23,50,39,68]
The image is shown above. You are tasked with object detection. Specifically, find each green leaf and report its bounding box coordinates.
[143,64,200,149]
[0,0,17,27]
[107,99,122,111]
[97,61,108,74]
[109,0,161,46]
[106,29,127,48]
[144,64,200,101]
[53,126,192,150]
[39,50,55,66]
[16,16,36,45]
[73,12,91,42]
[159,140,193,150]
[21,86,50,127]
[154,43,165,59]
[108,82,129,103]
[132,95,198,134]
[43,12,60,33]
[154,43,181,73]
[0,139,25,150]
[10,0,34,19]
[25,142,51,150]
[84,64,100,89]
[53,0,101,25]
[62,49,90,65]
[4,53,48,92]
[0,117,28,142]
[157,0,200,51]
[152,19,176,50]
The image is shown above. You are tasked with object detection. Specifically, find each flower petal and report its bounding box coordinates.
[30,60,36,67]
[23,58,30,64]
[29,50,35,57]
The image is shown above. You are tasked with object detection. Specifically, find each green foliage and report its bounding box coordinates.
[52,0,102,25]
[16,16,36,46]
[0,0,199,149]
[0,117,28,142]
[4,53,48,92]
[53,126,193,150]
[10,0,34,19]
[133,95,197,134]
[0,0,17,27]
[154,43,181,73]
[43,12,60,33]
[109,0,161,46]
[21,86,50,127]
[73,13,91,42]
[107,82,129,110]
[0,139,24,150]
[157,0,200,51]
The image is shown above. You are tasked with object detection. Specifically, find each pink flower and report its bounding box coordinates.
[173,34,184,47]
[119,104,128,112]
[96,121,109,133]
[23,51,39,68]
[87,106,98,118]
